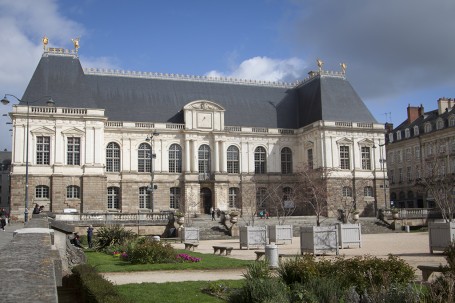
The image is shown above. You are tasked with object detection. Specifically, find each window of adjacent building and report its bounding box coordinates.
[399,191,406,200]
[256,187,267,208]
[307,148,313,169]
[439,161,446,176]
[139,186,150,209]
[107,187,119,209]
[364,186,373,197]
[424,123,432,133]
[106,142,121,172]
[437,119,444,130]
[36,185,49,199]
[169,187,181,209]
[405,128,410,138]
[399,168,403,183]
[254,146,267,174]
[397,131,402,140]
[414,126,419,136]
[361,147,371,170]
[339,146,350,170]
[416,165,421,179]
[407,167,412,182]
[390,169,395,183]
[415,146,420,159]
[138,143,151,173]
[390,192,397,201]
[227,145,239,174]
[408,191,414,200]
[36,136,50,165]
[66,185,80,199]
[169,144,182,173]
[452,159,455,174]
[198,144,211,174]
[67,137,80,165]
[449,116,455,127]
[388,133,394,142]
[405,148,412,161]
[281,147,292,174]
[397,150,403,163]
[426,144,433,156]
[388,151,394,164]
[228,187,239,208]
[342,186,352,197]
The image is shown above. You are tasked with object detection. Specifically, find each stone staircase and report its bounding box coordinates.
[186,215,395,240]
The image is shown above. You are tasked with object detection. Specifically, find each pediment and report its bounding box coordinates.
[61,127,85,136]
[30,126,54,135]
[336,137,353,145]
[183,100,225,111]
[357,138,374,146]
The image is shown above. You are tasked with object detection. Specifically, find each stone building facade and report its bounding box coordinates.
[7,48,387,220]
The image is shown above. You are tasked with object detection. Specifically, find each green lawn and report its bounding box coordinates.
[116,280,244,303]
[86,249,252,272]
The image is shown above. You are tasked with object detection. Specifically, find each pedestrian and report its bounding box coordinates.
[87,225,94,248]
[210,207,215,221]
[39,205,45,213]
[71,232,84,248]
[33,204,40,214]
[0,208,7,231]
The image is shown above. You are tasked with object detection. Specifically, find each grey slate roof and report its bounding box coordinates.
[22,54,377,129]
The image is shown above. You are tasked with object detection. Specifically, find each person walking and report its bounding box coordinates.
[0,208,7,231]
[87,225,94,248]
[210,207,215,221]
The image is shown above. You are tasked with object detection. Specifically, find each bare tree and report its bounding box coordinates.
[265,182,298,224]
[239,179,259,226]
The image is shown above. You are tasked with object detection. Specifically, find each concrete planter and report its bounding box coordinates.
[429,222,455,254]
[337,223,362,249]
[240,226,267,249]
[300,225,339,255]
[268,225,293,245]
[181,226,199,243]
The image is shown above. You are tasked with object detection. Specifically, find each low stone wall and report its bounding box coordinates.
[0,218,62,303]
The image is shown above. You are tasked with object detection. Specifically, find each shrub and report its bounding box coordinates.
[176,253,201,263]
[71,264,132,303]
[125,238,176,264]
[425,241,455,302]
[94,225,136,251]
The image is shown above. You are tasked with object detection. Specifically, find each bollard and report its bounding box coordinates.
[152,235,160,242]
[405,225,410,233]
[265,243,279,268]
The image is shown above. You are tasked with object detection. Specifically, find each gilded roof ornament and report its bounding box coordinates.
[42,35,49,50]
[316,59,324,72]
[71,37,80,52]
[340,63,347,75]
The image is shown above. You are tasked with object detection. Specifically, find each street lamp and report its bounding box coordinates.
[145,131,159,212]
[378,143,388,209]
[1,94,55,223]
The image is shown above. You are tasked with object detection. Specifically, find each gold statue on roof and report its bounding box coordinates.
[42,35,48,50]
[71,37,80,52]
[340,62,347,74]
[316,59,324,72]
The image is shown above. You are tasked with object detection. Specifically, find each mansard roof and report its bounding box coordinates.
[22,52,377,129]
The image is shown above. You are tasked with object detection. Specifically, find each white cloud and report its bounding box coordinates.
[206,56,306,83]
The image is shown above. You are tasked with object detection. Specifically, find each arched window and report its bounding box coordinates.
[281,147,292,174]
[228,187,239,208]
[139,186,150,209]
[67,185,80,199]
[254,146,267,174]
[169,144,182,173]
[256,187,267,209]
[364,186,373,197]
[449,116,455,127]
[227,145,239,173]
[390,192,397,201]
[437,119,444,130]
[414,125,419,136]
[424,123,432,133]
[342,186,352,197]
[106,142,121,172]
[107,186,120,209]
[138,143,151,173]
[407,191,414,199]
[405,128,410,138]
[399,191,406,200]
[36,185,49,199]
[170,187,181,209]
[198,144,211,174]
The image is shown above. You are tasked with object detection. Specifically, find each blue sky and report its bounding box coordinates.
[1,0,455,150]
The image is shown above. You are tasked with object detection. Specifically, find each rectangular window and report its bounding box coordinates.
[139,187,150,209]
[407,167,412,182]
[390,170,394,183]
[36,136,50,165]
[170,187,181,209]
[399,168,403,183]
[415,146,420,159]
[340,146,350,170]
[307,149,313,169]
[229,187,239,208]
[361,147,371,170]
[67,137,81,165]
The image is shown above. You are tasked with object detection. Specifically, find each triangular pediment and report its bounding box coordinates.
[30,126,54,135]
[61,127,85,136]
[183,100,225,111]
[357,138,374,146]
[336,137,353,145]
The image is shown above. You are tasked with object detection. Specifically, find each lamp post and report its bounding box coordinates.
[145,131,159,212]
[1,94,55,223]
[378,143,387,209]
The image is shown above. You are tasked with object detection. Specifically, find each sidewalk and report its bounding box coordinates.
[103,232,448,285]
[0,221,23,249]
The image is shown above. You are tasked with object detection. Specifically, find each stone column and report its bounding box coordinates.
[185,139,191,172]
[214,140,220,173]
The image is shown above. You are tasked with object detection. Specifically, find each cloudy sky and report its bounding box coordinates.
[1,0,455,150]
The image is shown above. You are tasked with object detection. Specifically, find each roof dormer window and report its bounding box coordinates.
[436,118,444,130]
[396,131,402,140]
[405,128,410,139]
[424,123,432,133]
[413,125,419,136]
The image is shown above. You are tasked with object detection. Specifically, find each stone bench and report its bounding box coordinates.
[417,265,443,281]
[184,242,199,251]
[255,251,266,260]
[255,251,301,261]
[213,246,233,255]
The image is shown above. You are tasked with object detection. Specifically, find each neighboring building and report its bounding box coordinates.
[7,46,387,221]
[386,98,455,209]
[0,149,11,211]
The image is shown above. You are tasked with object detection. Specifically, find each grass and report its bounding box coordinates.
[116,280,244,303]
[86,249,252,272]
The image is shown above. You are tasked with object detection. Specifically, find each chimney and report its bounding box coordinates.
[418,104,424,117]
[385,122,394,133]
[438,97,453,115]
[407,105,420,124]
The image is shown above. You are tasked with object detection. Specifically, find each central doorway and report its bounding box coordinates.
[200,187,212,214]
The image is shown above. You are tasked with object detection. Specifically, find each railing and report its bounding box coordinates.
[54,211,172,224]
[198,173,213,181]
[382,208,440,220]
